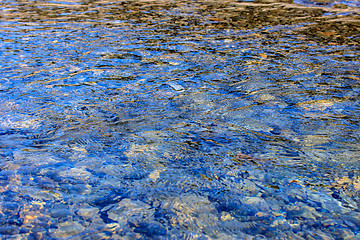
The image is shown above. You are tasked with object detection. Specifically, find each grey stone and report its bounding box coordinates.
[130,222,167,237]
[321,218,342,227]
[308,192,350,215]
[161,194,218,234]
[0,226,20,235]
[344,211,360,226]
[242,196,270,212]
[107,198,153,223]
[1,201,19,215]
[310,230,335,240]
[77,206,99,218]
[286,202,321,220]
[332,228,355,240]
[50,209,72,218]
[50,221,85,238]
[270,216,291,231]
[167,82,185,91]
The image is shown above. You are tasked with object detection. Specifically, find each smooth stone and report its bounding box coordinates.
[130,222,167,237]
[162,194,216,214]
[344,219,357,231]
[37,177,59,190]
[220,211,234,221]
[214,219,246,235]
[104,223,120,232]
[50,221,85,238]
[50,209,72,218]
[332,228,355,240]
[286,203,321,220]
[1,201,20,214]
[0,226,20,235]
[161,194,218,232]
[321,218,341,227]
[308,192,350,215]
[344,211,360,226]
[107,198,152,223]
[59,168,92,181]
[234,179,259,193]
[167,82,185,91]
[285,232,306,240]
[310,230,335,240]
[270,217,291,231]
[242,196,270,212]
[76,207,99,218]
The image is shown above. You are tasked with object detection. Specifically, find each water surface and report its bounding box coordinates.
[0,0,360,239]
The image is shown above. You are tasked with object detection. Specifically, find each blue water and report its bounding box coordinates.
[0,0,360,239]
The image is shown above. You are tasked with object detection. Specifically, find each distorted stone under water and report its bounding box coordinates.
[0,0,359,239]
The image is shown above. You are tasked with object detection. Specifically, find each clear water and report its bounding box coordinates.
[0,0,359,239]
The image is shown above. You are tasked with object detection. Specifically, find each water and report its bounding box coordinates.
[0,0,360,239]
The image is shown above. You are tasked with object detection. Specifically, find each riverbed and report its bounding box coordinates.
[0,0,360,239]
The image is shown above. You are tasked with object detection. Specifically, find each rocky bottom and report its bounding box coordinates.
[0,150,359,240]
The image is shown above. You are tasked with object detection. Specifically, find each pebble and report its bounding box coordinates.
[37,177,59,190]
[130,222,167,237]
[107,198,153,223]
[220,211,234,221]
[344,211,360,226]
[242,196,270,212]
[0,226,20,235]
[270,216,291,231]
[310,230,335,240]
[50,209,72,218]
[321,218,341,227]
[167,82,185,91]
[1,201,20,215]
[332,228,355,240]
[76,206,99,218]
[160,194,218,234]
[234,179,259,193]
[59,167,92,181]
[308,191,350,215]
[286,202,321,220]
[50,221,85,238]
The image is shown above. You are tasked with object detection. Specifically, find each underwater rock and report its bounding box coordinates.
[242,196,270,212]
[1,201,20,215]
[50,221,85,239]
[107,198,153,223]
[161,194,218,234]
[130,221,167,237]
[270,216,291,231]
[308,191,351,215]
[37,176,59,190]
[50,208,72,219]
[286,202,322,220]
[321,218,343,227]
[309,230,335,240]
[0,226,20,235]
[76,206,99,219]
[59,167,92,181]
[167,82,185,91]
[332,228,355,240]
[343,211,360,226]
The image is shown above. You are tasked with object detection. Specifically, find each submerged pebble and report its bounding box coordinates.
[50,221,85,238]
[107,198,153,223]
[76,206,99,219]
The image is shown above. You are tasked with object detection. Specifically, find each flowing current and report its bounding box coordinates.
[0,0,359,239]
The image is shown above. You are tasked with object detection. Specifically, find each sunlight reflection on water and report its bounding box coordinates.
[0,0,359,238]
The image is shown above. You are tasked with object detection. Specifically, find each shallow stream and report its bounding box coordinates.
[0,0,360,239]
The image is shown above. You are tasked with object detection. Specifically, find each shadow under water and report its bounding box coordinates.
[0,0,360,239]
